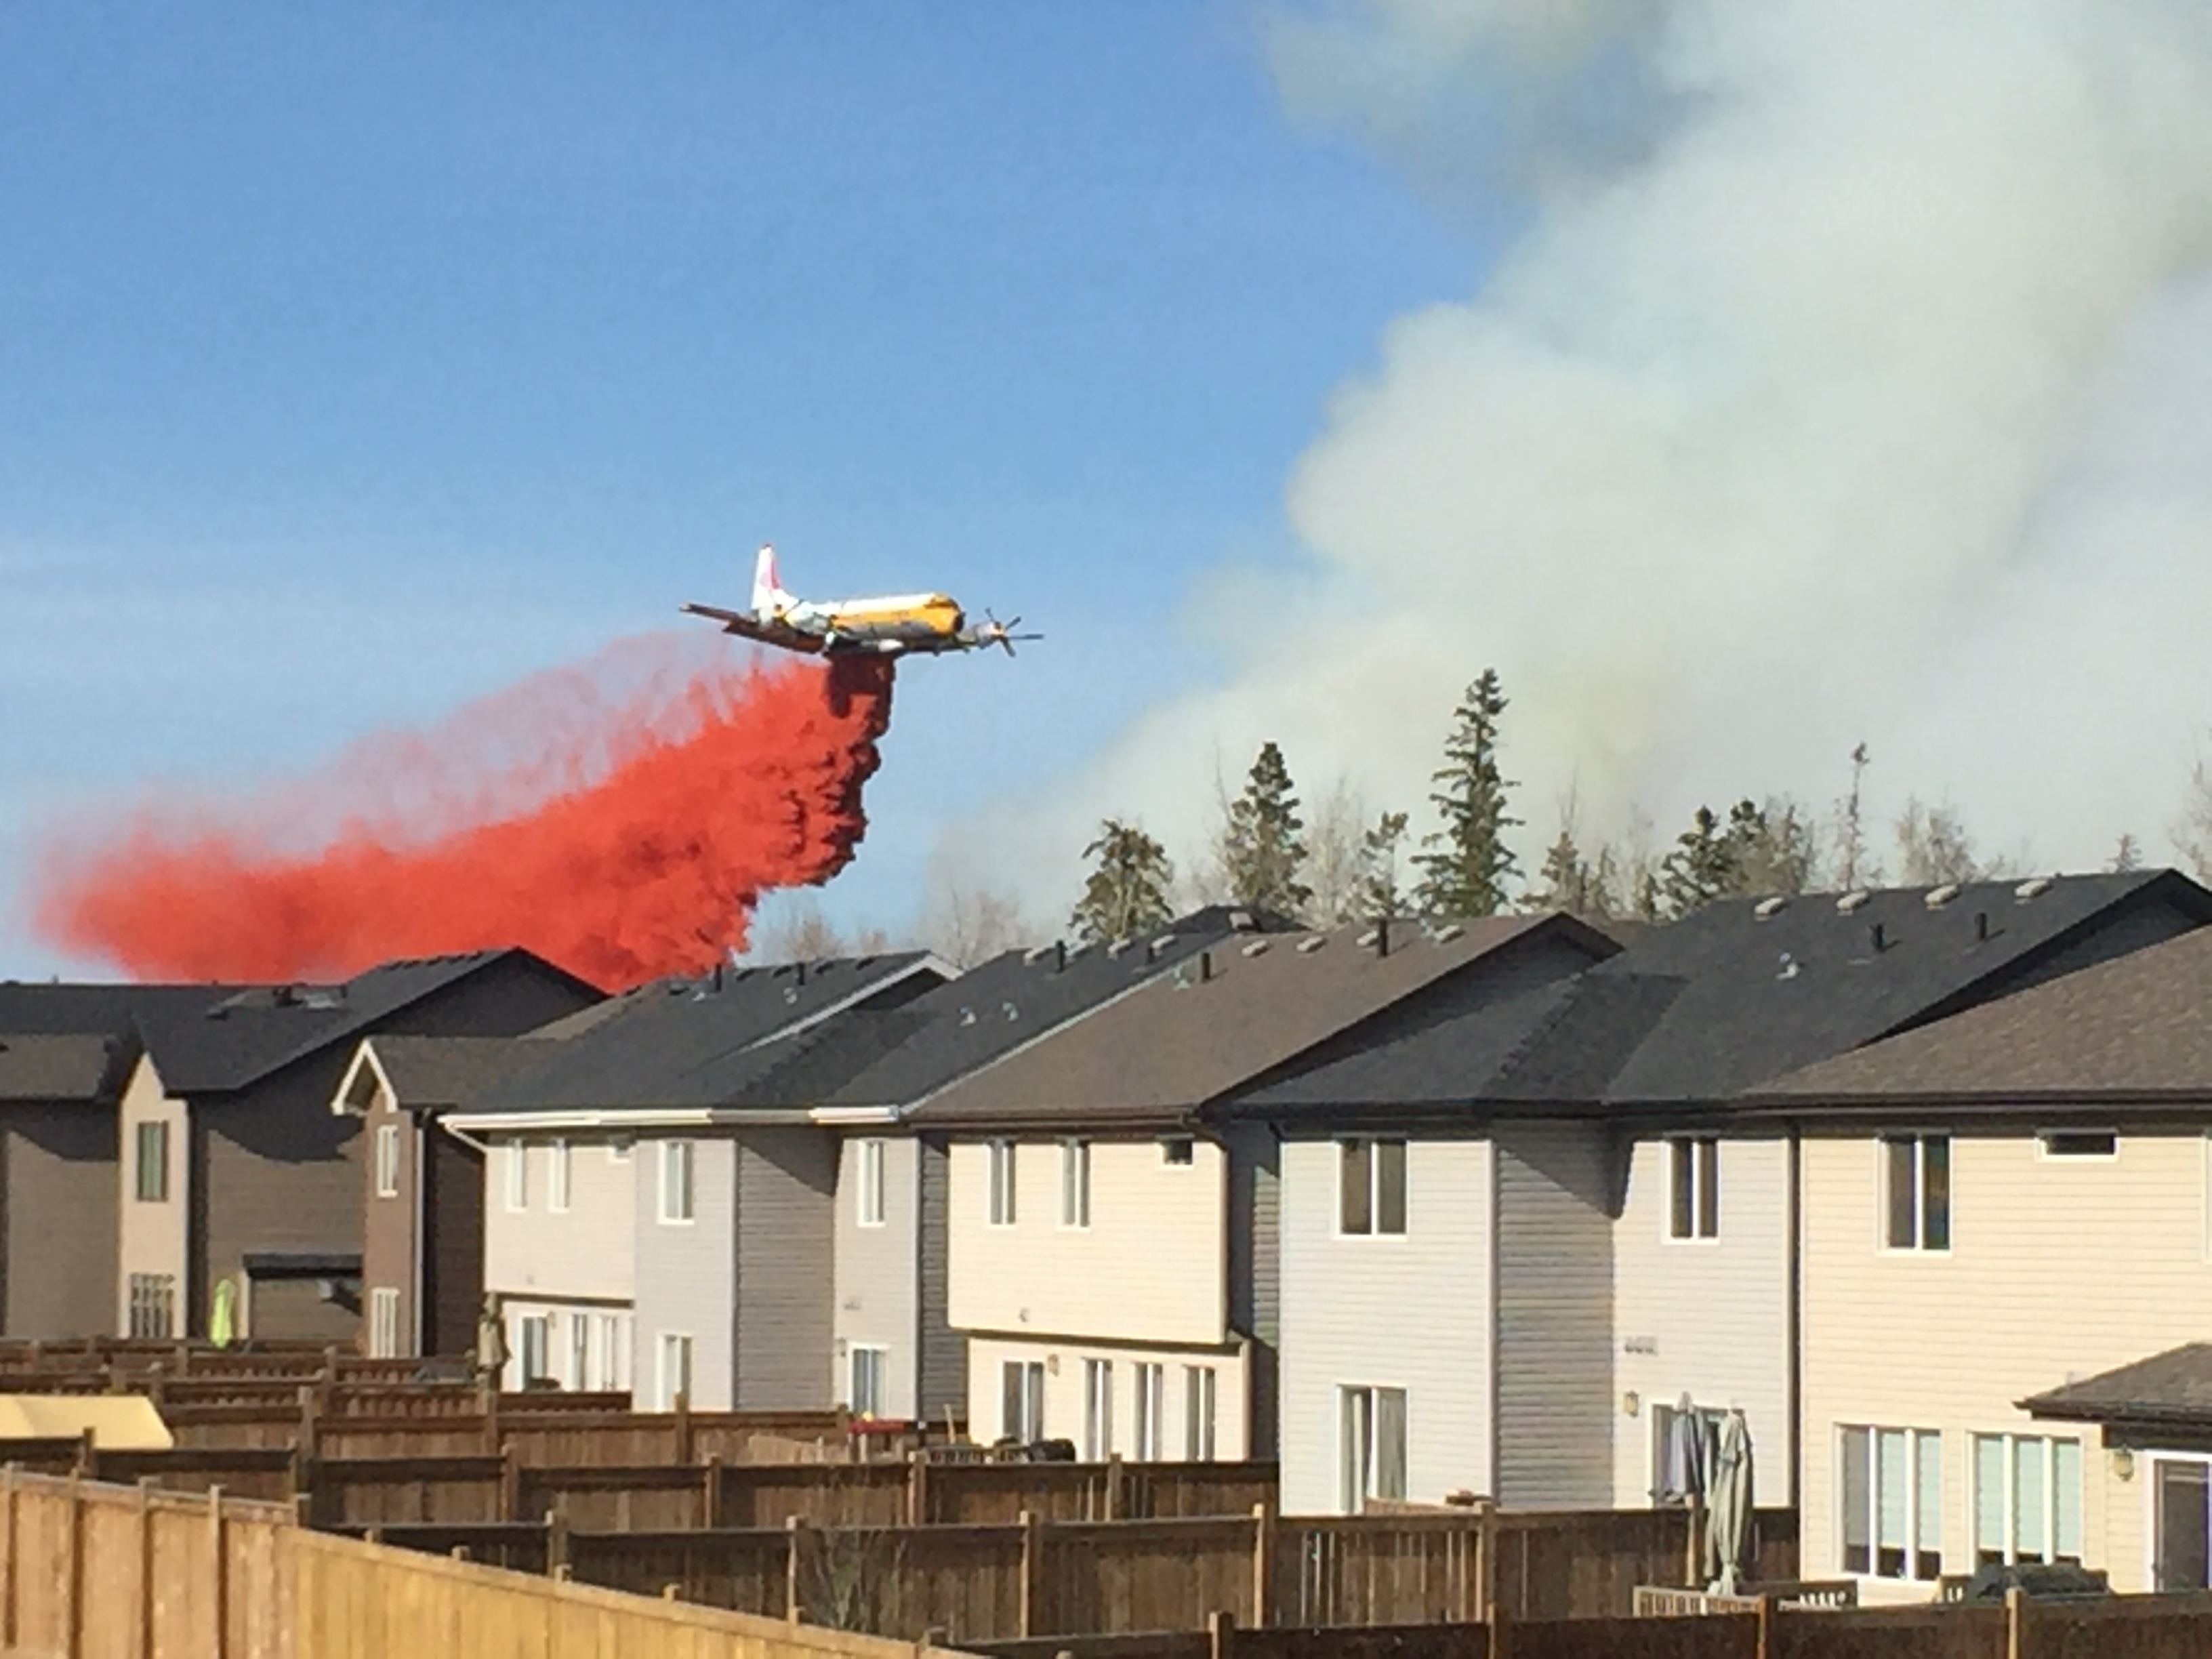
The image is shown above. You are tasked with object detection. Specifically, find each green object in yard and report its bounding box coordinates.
[209,1277,237,1348]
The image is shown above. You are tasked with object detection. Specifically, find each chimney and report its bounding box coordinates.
[1975,911,1990,943]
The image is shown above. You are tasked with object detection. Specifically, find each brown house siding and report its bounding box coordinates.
[422,1129,483,1358]
[359,1089,417,1354]
[2,1104,119,1337]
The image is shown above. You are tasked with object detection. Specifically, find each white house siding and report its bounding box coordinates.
[732,1128,837,1410]
[1801,1127,2212,1597]
[499,1297,633,1393]
[966,1333,1250,1460]
[947,1136,1227,1348]
[482,1136,637,1304]
[1277,1136,1495,1516]
[835,1134,922,1420]
[1610,1133,1793,1510]
[632,1136,737,1411]
[115,1055,190,1336]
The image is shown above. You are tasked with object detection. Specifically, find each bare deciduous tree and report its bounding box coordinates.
[918,876,1029,968]
[1301,777,1368,924]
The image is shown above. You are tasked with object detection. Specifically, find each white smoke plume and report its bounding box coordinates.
[948,0,2212,919]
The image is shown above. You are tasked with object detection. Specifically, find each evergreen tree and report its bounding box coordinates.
[1355,810,1411,922]
[1412,670,1522,918]
[1523,825,1616,921]
[1070,819,1175,943]
[1218,741,1314,918]
[1657,805,1738,918]
[2110,832,2144,874]
[1738,796,1820,896]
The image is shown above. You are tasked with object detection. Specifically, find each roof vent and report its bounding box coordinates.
[958,1006,976,1027]
[1106,940,1131,958]
[1975,911,1991,943]
[1753,897,1788,920]
[1836,890,1872,914]
[2015,876,2055,901]
[1356,928,1380,948]
[1431,923,1463,944]
[1296,935,1328,955]
[1925,884,1961,910]
[1229,909,1254,930]
[1023,946,1054,966]
[1241,939,1271,959]
[1149,934,1178,961]
[1778,953,1799,980]
[1002,1002,1019,1021]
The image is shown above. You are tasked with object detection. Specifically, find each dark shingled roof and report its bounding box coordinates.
[363,1036,540,1110]
[0,1034,133,1103]
[1586,871,2212,1104]
[2020,1345,2212,1427]
[911,914,1610,1129]
[1759,924,2212,1104]
[468,952,949,1111]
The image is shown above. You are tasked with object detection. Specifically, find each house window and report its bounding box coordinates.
[134,1120,169,1204]
[1061,1141,1091,1228]
[518,1314,551,1387]
[659,1140,695,1224]
[1083,1358,1114,1461]
[857,1139,887,1227]
[567,1311,590,1389]
[2156,1460,2211,1590]
[1162,1138,1195,1166]
[1669,1137,1719,1240]
[1839,1425,1942,1579]
[657,1332,694,1410]
[373,1124,401,1199]
[1973,1434,2083,1567]
[1882,1134,1950,1251]
[127,1273,176,1339]
[548,1139,571,1212]
[596,1313,623,1392]
[1340,1385,1408,1511]
[2038,1130,2116,1160]
[1132,1362,1165,1460]
[504,1143,528,1210]
[988,1141,1017,1227]
[367,1287,401,1358]
[1185,1366,1217,1462]
[1001,1359,1045,1442]
[850,1346,888,1418]
[1339,1139,1408,1236]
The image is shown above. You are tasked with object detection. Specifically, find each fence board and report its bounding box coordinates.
[1047,1518,1263,1636]
[1771,1605,2008,1659]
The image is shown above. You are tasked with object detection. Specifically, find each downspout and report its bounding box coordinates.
[1788,1124,1803,1515]
[411,1111,427,1357]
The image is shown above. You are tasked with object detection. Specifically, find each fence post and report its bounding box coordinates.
[139,1476,158,1659]
[1754,1594,1772,1659]
[65,1469,83,1659]
[675,1391,694,1464]
[906,1450,927,1527]
[499,1443,519,1521]
[1477,1502,1499,1624]
[704,1456,724,1528]
[1208,1609,1237,1659]
[483,1385,501,1456]
[207,1486,227,1659]
[1019,1509,1042,1638]
[1250,1500,1274,1628]
[1,1462,16,1653]
[1487,1599,1509,1659]
[546,1509,570,1578]
[2005,1584,2024,1659]
[785,1514,804,1624]
[1105,1453,1123,1521]
[297,1385,319,1460]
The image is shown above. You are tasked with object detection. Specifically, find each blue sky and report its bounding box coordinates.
[0,4,1504,975]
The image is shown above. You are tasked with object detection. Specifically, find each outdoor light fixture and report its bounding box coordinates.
[2112,1448,2136,1482]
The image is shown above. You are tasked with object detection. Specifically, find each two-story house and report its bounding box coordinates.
[0,1031,138,1336]
[1752,917,2212,1597]
[913,912,1617,1467]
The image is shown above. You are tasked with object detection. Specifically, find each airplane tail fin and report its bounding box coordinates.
[752,544,794,617]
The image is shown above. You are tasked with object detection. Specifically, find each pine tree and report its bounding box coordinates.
[2110,833,2144,874]
[1218,741,1314,918]
[1070,819,1176,944]
[1523,825,1616,921]
[1833,742,1873,889]
[1737,796,1820,897]
[1412,670,1522,918]
[1657,805,1738,918]
[1355,811,1411,922]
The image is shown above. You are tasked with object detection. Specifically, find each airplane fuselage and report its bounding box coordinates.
[682,546,1036,657]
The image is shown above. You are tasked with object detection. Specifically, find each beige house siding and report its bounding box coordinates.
[1612,1133,1794,1510]
[947,1137,1226,1349]
[835,1134,921,1421]
[966,1333,1249,1460]
[481,1135,638,1305]
[1277,1136,1495,1515]
[115,1055,189,1336]
[1801,1126,2212,1597]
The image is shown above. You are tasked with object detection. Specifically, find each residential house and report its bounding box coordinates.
[1748,914,2212,1597]
[0,1033,138,1336]
[445,952,952,1400]
[913,912,1617,1468]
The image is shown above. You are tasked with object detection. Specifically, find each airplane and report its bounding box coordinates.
[682,545,1040,658]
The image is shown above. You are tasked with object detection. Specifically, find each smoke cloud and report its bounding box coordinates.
[960,0,2212,907]
[31,635,893,989]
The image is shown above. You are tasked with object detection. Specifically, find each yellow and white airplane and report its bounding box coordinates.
[682,545,1038,658]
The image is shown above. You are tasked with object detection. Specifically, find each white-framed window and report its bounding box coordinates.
[1185,1366,1217,1462]
[2154,1458,2212,1590]
[988,1140,1017,1227]
[1132,1362,1165,1460]
[657,1332,694,1410]
[504,1142,528,1210]
[596,1313,623,1391]
[1001,1359,1045,1442]
[1340,1385,1408,1512]
[1161,1137,1195,1166]
[134,1120,169,1203]
[1881,1134,1950,1251]
[1083,1358,1114,1461]
[1668,1137,1719,1240]
[849,1345,888,1418]
[567,1311,590,1389]
[127,1273,176,1339]
[373,1124,401,1199]
[1839,1425,1942,1580]
[857,1139,887,1227]
[548,1139,571,1212]
[367,1287,401,1358]
[1339,1138,1408,1236]
[517,1314,551,1387]
[1973,1433,2082,1567]
[1061,1140,1091,1228]
[2036,1130,2116,1160]
[659,1139,695,1224]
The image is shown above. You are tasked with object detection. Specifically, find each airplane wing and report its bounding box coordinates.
[679,602,825,655]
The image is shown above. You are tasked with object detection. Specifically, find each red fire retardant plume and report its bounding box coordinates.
[32,638,895,991]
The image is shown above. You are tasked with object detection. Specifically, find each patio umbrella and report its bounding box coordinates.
[1703,1410,1755,1595]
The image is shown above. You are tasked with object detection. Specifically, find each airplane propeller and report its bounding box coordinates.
[981,611,1043,656]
